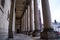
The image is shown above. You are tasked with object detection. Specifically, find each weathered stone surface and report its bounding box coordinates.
[12,34,34,40]
[0,0,11,39]
[40,30,59,39]
[0,34,34,40]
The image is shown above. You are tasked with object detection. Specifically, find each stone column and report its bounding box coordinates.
[26,7,30,35]
[21,16,25,33]
[29,0,34,35]
[32,0,42,37]
[21,18,23,33]
[26,8,29,35]
[24,12,26,34]
[13,0,16,33]
[22,12,26,34]
[25,9,28,35]
[8,0,14,38]
[23,16,25,32]
[20,19,21,32]
[27,5,31,35]
[41,0,59,39]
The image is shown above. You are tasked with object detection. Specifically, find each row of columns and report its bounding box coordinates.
[22,0,58,39]
[21,0,51,37]
[8,0,58,39]
[16,0,53,38]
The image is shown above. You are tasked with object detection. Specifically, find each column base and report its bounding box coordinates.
[32,30,40,37]
[40,28,59,39]
[8,32,13,38]
[20,31,27,34]
[28,31,33,36]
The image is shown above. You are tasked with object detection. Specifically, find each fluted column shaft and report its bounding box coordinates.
[42,0,52,29]
[8,0,14,38]
[34,0,41,31]
[32,0,42,37]
[41,0,59,39]
[30,0,34,32]
[24,11,27,33]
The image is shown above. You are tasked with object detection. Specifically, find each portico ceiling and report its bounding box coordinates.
[15,0,30,19]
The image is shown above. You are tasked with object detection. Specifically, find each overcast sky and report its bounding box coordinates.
[38,0,60,23]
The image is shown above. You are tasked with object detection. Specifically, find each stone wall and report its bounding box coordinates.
[0,0,11,35]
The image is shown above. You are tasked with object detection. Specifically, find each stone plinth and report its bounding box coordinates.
[40,29,59,39]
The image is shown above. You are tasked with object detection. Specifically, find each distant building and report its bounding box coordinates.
[41,21,60,32]
[52,22,60,32]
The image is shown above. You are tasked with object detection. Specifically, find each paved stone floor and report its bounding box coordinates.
[0,33,60,40]
[0,33,34,40]
[33,37,60,40]
[0,33,8,40]
[9,34,34,40]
